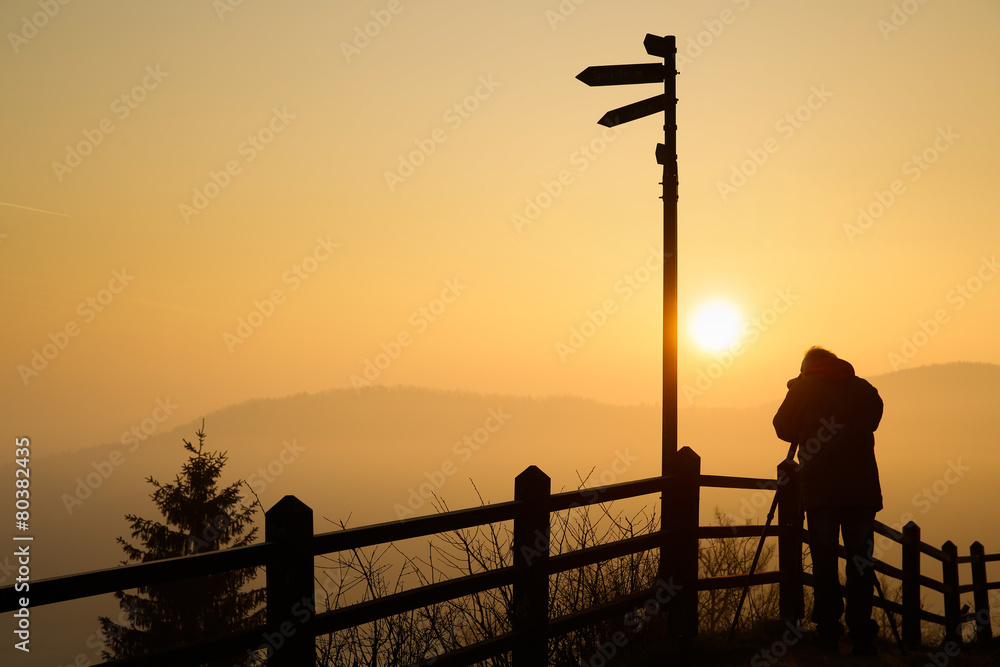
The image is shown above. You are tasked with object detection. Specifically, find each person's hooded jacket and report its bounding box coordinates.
[773,357,884,511]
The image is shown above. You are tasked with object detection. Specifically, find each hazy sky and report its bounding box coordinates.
[3,0,999,454]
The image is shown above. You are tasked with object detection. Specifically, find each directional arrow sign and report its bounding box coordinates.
[643,33,670,58]
[597,93,667,127]
[576,63,666,86]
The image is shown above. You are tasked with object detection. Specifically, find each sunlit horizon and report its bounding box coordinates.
[3,0,999,455]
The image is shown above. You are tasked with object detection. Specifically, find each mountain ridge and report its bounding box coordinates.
[41,360,1000,461]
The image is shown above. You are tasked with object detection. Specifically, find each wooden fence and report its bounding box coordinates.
[2,446,997,666]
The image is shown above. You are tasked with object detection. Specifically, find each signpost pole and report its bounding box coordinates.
[661,36,678,476]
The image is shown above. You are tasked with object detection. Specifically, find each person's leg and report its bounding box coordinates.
[807,507,844,645]
[842,506,877,650]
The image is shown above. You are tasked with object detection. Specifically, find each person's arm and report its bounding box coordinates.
[773,385,801,444]
[869,384,884,431]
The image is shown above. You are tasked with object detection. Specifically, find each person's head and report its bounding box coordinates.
[801,346,837,373]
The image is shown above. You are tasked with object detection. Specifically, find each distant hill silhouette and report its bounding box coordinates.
[14,363,1000,575]
[5,362,999,666]
[13,363,1000,573]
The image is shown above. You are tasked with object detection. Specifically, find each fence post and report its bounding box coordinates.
[777,458,803,621]
[902,521,921,649]
[512,465,550,667]
[660,446,700,637]
[942,540,961,646]
[970,541,992,643]
[266,495,315,667]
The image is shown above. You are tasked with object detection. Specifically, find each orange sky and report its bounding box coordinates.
[3,0,999,455]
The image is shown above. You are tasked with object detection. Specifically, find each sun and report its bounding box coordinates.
[690,300,744,352]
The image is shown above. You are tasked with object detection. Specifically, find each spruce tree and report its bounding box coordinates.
[99,422,265,665]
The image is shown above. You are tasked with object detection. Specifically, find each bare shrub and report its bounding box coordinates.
[313,486,783,665]
[698,508,779,635]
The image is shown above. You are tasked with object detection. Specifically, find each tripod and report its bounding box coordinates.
[727,441,797,642]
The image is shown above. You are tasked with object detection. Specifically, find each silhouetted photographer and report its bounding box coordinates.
[773,346,884,654]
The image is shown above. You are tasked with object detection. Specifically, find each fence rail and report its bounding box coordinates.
[2,445,997,665]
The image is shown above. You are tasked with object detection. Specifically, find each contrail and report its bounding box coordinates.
[0,201,73,218]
